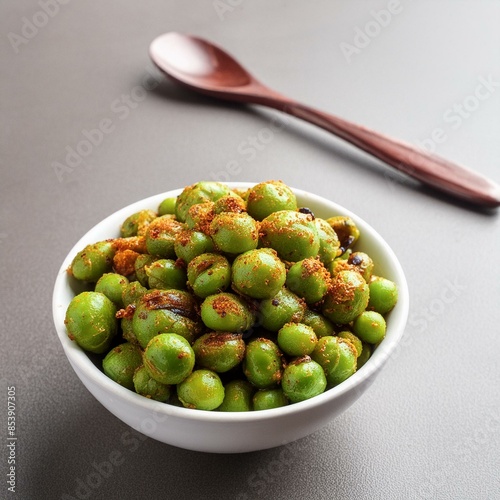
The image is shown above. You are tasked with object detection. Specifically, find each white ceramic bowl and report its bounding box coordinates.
[52,183,409,453]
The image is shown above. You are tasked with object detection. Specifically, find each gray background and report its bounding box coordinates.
[1,1,499,499]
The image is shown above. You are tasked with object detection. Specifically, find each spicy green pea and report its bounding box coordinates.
[281,356,327,403]
[145,215,185,258]
[133,365,171,402]
[326,338,357,386]
[352,310,386,344]
[146,259,187,290]
[302,309,336,338]
[122,280,147,307]
[322,270,369,324]
[348,252,374,282]
[200,293,254,333]
[95,272,129,308]
[210,212,259,254]
[246,180,297,221]
[177,369,225,410]
[326,216,360,253]
[310,336,341,380]
[143,333,195,385]
[69,241,115,283]
[175,181,232,222]
[243,338,283,389]
[313,217,341,266]
[231,248,286,300]
[356,342,372,369]
[102,343,143,391]
[259,287,306,332]
[174,229,214,263]
[277,322,318,356]
[120,210,157,237]
[253,388,289,410]
[158,197,176,216]
[65,291,117,354]
[134,254,156,287]
[368,276,398,314]
[260,210,319,262]
[285,258,330,304]
[187,253,231,298]
[337,331,363,358]
[218,380,254,412]
[192,332,246,373]
[133,289,203,348]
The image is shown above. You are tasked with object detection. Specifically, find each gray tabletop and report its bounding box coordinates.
[2,1,499,499]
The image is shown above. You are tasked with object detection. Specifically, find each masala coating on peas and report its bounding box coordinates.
[65,291,117,354]
[66,179,398,411]
[259,210,320,262]
[246,180,297,221]
[231,248,286,300]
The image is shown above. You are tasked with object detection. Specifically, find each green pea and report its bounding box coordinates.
[158,197,176,216]
[143,333,195,385]
[246,180,297,221]
[146,259,187,290]
[213,194,247,214]
[175,181,232,222]
[243,338,283,389]
[281,356,327,403]
[133,365,171,402]
[310,336,340,380]
[218,380,254,412]
[134,254,156,287]
[145,215,185,258]
[192,332,245,373]
[326,338,357,386]
[348,252,374,282]
[210,212,259,254]
[313,218,341,265]
[174,229,214,263]
[352,311,386,344]
[133,289,203,348]
[259,287,306,332]
[368,276,398,314]
[102,343,143,390]
[200,293,254,333]
[253,388,289,410]
[65,292,117,354]
[322,270,369,324]
[120,210,157,237]
[356,342,372,369]
[177,369,225,410]
[121,316,138,345]
[231,248,286,299]
[122,280,147,307]
[185,202,215,232]
[326,216,360,253]
[259,210,319,262]
[69,241,115,282]
[302,309,336,338]
[95,273,129,308]
[277,322,318,356]
[285,258,330,304]
[187,253,231,298]
[337,331,362,358]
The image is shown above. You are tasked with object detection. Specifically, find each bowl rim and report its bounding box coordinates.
[52,182,409,424]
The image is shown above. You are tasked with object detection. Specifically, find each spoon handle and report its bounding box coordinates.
[252,93,500,207]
